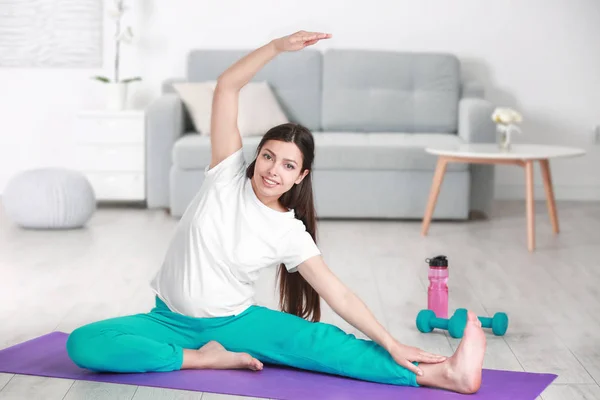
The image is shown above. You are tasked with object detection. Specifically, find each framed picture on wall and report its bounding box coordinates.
[0,0,102,68]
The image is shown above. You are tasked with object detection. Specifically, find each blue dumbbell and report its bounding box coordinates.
[454,308,509,336]
[416,309,467,338]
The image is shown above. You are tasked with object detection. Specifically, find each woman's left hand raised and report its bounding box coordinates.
[273,30,332,52]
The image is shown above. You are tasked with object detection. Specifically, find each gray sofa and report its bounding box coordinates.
[146,49,496,219]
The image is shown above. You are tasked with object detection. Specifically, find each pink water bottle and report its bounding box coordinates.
[427,255,449,319]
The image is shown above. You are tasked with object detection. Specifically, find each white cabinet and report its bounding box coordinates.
[72,110,146,201]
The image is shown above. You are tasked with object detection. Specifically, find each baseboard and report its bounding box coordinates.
[495,184,600,201]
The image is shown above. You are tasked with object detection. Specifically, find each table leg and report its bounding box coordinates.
[525,160,535,251]
[421,157,448,236]
[540,159,559,234]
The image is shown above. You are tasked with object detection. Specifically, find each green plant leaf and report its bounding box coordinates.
[120,76,142,83]
[91,75,111,83]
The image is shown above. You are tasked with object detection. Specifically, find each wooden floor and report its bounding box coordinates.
[0,200,599,400]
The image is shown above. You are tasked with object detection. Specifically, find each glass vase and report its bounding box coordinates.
[497,125,511,151]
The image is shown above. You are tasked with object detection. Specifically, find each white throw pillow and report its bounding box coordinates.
[172,81,289,136]
[172,81,215,134]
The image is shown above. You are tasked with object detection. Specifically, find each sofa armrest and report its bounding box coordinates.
[461,80,485,99]
[458,98,496,218]
[458,98,495,143]
[146,93,186,209]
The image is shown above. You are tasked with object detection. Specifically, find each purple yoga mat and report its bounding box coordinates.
[0,332,556,399]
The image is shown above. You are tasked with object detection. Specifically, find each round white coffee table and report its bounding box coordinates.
[421,144,585,251]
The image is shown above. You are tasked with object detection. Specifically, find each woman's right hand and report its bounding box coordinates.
[388,340,447,376]
[273,30,332,52]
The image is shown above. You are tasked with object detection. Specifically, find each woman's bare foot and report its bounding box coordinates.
[417,311,486,394]
[182,341,263,371]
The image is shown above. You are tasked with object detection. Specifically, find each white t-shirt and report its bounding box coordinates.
[150,148,321,318]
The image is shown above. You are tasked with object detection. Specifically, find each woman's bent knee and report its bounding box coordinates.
[65,323,183,373]
[66,325,106,371]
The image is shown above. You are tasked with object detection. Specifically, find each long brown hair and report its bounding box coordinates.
[246,123,320,322]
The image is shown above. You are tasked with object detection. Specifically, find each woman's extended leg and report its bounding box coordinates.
[66,297,262,373]
[203,306,485,393]
[203,305,420,387]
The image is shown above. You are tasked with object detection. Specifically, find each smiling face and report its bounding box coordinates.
[251,139,309,205]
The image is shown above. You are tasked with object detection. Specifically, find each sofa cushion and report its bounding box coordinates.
[173,81,289,136]
[172,132,467,172]
[173,134,263,171]
[186,50,323,131]
[322,50,460,133]
[313,132,467,171]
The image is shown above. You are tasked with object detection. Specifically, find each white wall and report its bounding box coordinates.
[1,0,599,200]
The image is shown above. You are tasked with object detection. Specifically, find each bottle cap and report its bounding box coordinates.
[426,255,448,267]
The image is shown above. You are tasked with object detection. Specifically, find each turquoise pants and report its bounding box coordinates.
[66,296,418,387]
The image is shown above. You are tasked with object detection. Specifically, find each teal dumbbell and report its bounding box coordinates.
[416,309,467,338]
[455,308,509,336]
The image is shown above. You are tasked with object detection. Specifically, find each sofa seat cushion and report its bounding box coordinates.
[172,132,468,172]
[173,134,262,170]
[312,132,467,171]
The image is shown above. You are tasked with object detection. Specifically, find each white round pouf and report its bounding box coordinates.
[3,168,96,229]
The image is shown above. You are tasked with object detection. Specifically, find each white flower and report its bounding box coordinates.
[492,107,523,124]
[107,8,122,19]
[93,0,141,83]
[107,0,129,20]
[116,26,135,44]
